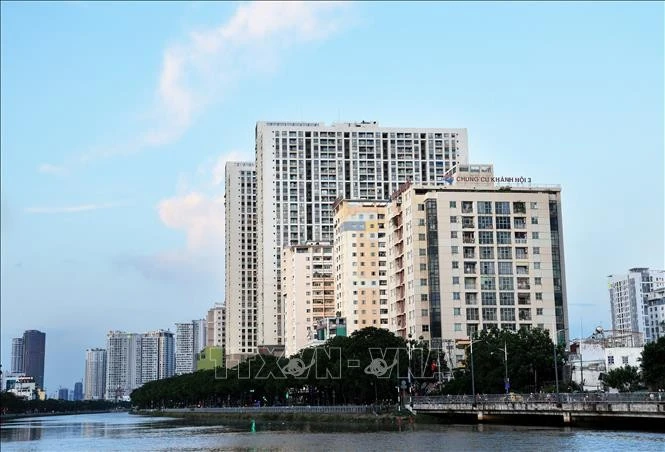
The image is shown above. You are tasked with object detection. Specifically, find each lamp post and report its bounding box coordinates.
[496,341,509,395]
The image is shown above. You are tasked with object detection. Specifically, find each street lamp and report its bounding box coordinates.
[492,341,509,395]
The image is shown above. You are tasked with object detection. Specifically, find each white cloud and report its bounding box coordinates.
[37,164,68,176]
[24,202,124,214]
[63,1,350,170]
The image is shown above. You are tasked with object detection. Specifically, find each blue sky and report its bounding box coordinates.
[1,1,663,394]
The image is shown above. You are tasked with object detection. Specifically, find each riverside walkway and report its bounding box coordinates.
[412,393,665,426]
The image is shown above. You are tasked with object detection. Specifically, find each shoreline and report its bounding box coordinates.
[1,409,129,421]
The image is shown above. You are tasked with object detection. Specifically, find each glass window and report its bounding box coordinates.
[482,307,497,321]
[478,201,492,214]
[500,292,515,305]
[496,217,511,230]
[479,246,494,259]
[495,201,510,214]
[531,216,538,225]
[481,292,496,305]
[497,247,512,259]
[450,216,458,223]
[453,276,460,284]
[449,201,457,208]
[478,216,493,229]
[498,262,513,275]
[499,276,513,290]
[500,308,515,321]
[532,232,539,239]
[451,231,458,238]
[452,261,459,269]
[479,231,494,244]
[533,247,540,255]
[480,262,495,275]
[451,246,459,254]
[480,276,496,290]
[454,308,461,316]
[466,308,479,321]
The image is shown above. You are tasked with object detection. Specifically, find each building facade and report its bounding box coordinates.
[206,303,226,353]
[105,331,141,400]
[256,121,469,348]
[224,161,257,366]
[84,348,107,400]
[282,242,336,357]
[645,287,665,342]
[140,330,175,384]
[11,337,24,374]
[22,330,46,389]
[386,165,568,365]
[333,200,390,335]
[73,381,83,401]
[608,268,665,345]
[175,320,206,375]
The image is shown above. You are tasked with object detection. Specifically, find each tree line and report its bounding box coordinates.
[0,392,130,415]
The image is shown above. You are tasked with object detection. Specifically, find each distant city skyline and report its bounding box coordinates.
[1,2,663,390]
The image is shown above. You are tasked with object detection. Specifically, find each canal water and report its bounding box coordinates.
[1,412,663,451]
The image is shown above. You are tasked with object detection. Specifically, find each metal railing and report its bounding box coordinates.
[413,392,665,405]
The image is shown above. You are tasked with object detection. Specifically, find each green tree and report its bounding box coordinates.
[603,365,641,392]
[640,336,665,390]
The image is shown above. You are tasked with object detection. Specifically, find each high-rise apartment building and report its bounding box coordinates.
[175,320,206,375]
[140,330,175,384]
[207,303,226,349]
[22,330,46,389]
[282,242,336,357]
[386,165,568,366]
[58,388,69,400]
[84,348,107,400]
[224,161,257,366]
[106,332,141,400]
[11,337,24,373]
[645,287,665,342]
[333,200,390,335]
[256,121,469,348]
[609,268,665,345]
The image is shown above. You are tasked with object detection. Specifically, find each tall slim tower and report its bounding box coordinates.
[84,348,107,400]
[256,121,468,347]
[11,337,24,373]
[105,331,141,400]
[140,330,175,383]
[175,321,205,375]
[225,161,257,366]
[22,330,45,389]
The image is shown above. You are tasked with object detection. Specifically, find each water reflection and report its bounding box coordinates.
[1,412,664,452]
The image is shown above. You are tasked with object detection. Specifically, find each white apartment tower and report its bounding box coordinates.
[609,268,665,345]
[333,200,391,335]
[256,121,469,347]
[140,330,175,384]
[386,165,568,364]
[282,242,336,357]
[175,320,206,375]
[206,303,226,349]
[105,331,141,400]
[84,348,107,400]
[225,161,257,366]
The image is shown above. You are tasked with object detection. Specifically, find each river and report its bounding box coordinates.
[1,412,663,451]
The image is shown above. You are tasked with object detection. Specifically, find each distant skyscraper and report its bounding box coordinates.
[609,268,665,344]
[84,348,107,400]
[224,161,256,366]
[175,320,206,375]
[22,330,45,389]
[256,121,469,348]
[73,381,83,401]
[58,387,69,400]
[11,337,24,373]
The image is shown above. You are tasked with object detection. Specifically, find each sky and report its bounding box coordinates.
[1,1,663,395]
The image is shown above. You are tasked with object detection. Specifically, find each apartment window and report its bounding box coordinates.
[480,276,496,290]
[450,216,458,223]
[422,309,429,317]
[608,355,614,365]
[420,248,427,256]
[419,219,426,226]
[535,277,542,285]
[421,279,428,286]
[500,292,515,305]
[419,233,426,241]
[449,201,457,208]
[452,276,460,284]
[452,261,459,269]
[622,356,629,365]
[478,216,493,229]
[530,202,538,209]
[480,262,495,275]
[495,201,510,215]
[497,247,512,259]
[418,204,425,211]
[453,292,460,300]
[535,292,543,300]
[482,308,497,321]
[531,216,539,225]
[479,231,493,244]
[451,246,459,254]
[462,201,473,213]
[478,201,492,214]
[534,262,541,270]
[498,262,513,275]
[466,308,479,321]
[532,232,539,239]
[533,247,540,255]
[479,246,494,259]
[421,294,428,301]
[454,308,461,316]
[513,202,526,214]
[454,323,462,332]
[536,308,543,315]
[482,292,496,305]
[451,231,458,239]
[499,276,514,290]
[500,308,515,321]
